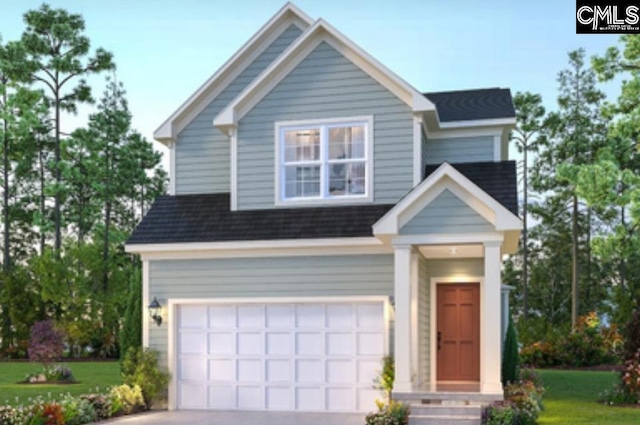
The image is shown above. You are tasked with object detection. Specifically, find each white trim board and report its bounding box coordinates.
[154,3,313,143]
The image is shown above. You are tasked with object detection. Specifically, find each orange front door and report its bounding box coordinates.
[436,283,480,381]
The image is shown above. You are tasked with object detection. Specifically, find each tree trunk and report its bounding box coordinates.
[38,148,46,254]
[571,194,579,328]
[523,147,529,319]
[2,87,9,272]
[54,90,61,253]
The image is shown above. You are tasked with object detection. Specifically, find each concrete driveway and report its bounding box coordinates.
[105,410,364,425]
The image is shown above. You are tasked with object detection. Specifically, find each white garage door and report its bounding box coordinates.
[176,301,386,412]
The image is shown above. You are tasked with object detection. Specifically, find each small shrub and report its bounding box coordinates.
[505,380,544,416]
[121,347,170,409]
[520,341,560,368]
[373,354,395,405]
[44,365,75,383]
[59,395,97,425]
[482,401,536,425]
[518,367,543,389]
[78,394,113,421]
[502,317,519,385]
[28,321,65,366]
[30,402,65,425]
[110,384,145,414]
[621,349,640,400]
[599,384,638,406]
[365,400,409,425]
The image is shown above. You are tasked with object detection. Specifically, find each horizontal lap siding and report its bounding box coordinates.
[148,254,394,364]
[400,189,494,234]
[425,136,494,165]
[237,41,414,210]
[175,25,303,194]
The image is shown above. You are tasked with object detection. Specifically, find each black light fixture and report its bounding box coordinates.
[148,297,163,326]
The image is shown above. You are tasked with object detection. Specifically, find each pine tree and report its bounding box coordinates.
[502,317,519,386]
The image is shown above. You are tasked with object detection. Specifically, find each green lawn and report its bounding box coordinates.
[0,361,121,406]
[539,369,639,424]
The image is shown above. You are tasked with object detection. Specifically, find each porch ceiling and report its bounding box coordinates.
[418,244,483,259]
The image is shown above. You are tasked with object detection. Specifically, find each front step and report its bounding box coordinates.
[408,400,486,425]
[411,404,482,417]
[409,414,480,425]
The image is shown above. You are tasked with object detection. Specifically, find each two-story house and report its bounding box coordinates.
[126,3,521,418]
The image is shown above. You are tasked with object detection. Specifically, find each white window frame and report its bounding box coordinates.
[275,116,374,206]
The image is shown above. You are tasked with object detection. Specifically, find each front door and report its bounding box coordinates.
[436,283,480,381]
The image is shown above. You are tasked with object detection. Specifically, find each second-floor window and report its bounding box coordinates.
[277,117,372,204]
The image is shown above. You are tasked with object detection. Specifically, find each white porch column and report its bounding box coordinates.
[482,241,503,394]
[393,244,413,392]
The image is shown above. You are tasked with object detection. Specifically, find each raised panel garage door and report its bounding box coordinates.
[176,301,385,412]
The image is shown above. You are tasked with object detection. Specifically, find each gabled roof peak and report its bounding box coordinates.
[153,2,313,144]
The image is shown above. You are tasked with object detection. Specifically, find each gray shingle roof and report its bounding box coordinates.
[424,88,515,122]
[128,161,518,245]
[425,161,518,215]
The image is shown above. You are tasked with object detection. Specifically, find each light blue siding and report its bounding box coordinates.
[236,41,414,210]
[417,254,430,386]
[424,136,494,165]
[400,189,494,234]
[175,24,303,194]
[148,254,394,364]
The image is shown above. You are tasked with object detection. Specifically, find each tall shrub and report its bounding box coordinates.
[28,320,65,365]
[502,317,520,385]
[122,347,170,409]
[120,273,142,360]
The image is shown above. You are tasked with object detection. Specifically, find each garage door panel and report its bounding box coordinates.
[266,332,291,355]
[357,388,378,411]
[267,359,291,382]
[296,332,322,355]
[266,386,291,410]
[296,359,323,382]
[181,305,207,328]
[296,305,324,327]
[238,305,265,328]
[177,301,385,413]
[179,383,206,408]
[357,304,383,329]
[357,333,384,355]
[357,359,379,384]
[237,332,262,355]
[179,358,206,381]
[237,359,262,382]
[209,359,234,382]
[326,359,352,383]
[208,385,235,409]
[209,332,234,354]
[238,386,263,409]
[209,305,236,328]
[327,387,352,411]
[326,304,353,327]
[180,332,206,354]
[326,332,352,355]
[267,305,293,327]
[296,387,322,410]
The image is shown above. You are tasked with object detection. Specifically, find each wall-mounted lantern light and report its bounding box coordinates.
[148,297,163,326]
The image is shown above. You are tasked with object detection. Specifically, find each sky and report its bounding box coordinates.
[0,0,624,167]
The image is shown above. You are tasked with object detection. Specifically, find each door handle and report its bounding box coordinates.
[437,331,442,351]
